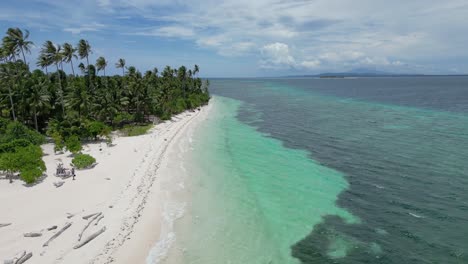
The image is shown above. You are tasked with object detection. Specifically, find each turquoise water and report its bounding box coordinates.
[172,97,358,263]
[166,77,468,263]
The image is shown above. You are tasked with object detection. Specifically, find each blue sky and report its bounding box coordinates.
[1,0,468,77]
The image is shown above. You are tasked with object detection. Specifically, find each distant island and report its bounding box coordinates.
[285,68,468,78]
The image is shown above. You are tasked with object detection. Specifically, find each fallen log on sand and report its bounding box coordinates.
[78,213,101,241]
[82,212,99,220]
[47,225,57,231]
[24,232,42,237]
[43,222,72,247]
[4,251,32,264]
[95,215,104,226]
[0,223,12,228]
[74,226,106,249]
[15,252,32,264]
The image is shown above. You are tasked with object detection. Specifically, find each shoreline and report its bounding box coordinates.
[0,104,211,263]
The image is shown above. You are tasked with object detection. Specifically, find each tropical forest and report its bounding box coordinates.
[0,28,210,183]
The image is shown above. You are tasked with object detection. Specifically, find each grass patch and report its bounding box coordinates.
[119,124,154,137]
[72,154,96,169]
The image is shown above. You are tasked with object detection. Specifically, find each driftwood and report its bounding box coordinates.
[82,213,99,220]
[43,222,72,247]
[47,225,57,231]
[4,250,24,264]
[95,215,104,226]
[0,223,12,228]
[4,251,32,264]
[74,226,106,249]
[78,213,101,241]
[15,252,32,264]
[24,232,42,237]
[66,213,74,219]
[53,181,65,188]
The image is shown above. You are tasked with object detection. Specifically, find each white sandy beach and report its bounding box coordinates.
[0,103,212,264]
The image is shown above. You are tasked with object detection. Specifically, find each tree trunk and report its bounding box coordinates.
[45,66,48,75]
[20,47,27,65]
[70,59,75,76]
[55,64,65,115]
[33,108,38,131]
[103,68,106,77]
[7,85,16,121]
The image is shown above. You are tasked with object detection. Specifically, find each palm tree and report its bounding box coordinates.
[0,63,17,120]
[193,64,199,77]
[96,56,107,76]
[115,58,126,76]
[78,39,91,67]
[36,54,51,74]
[29,76,50,131]
[78,62,86,75]
[5,28,33,64]
[41,41,65,114]
[62,43,77,76]
[1,37,17,62]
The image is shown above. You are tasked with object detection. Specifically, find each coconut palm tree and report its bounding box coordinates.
[62,43,77,76]
[193,64,199,76]
[36,54,51,74]
[41,41,65,114]
[28,76,50,131]
[4,28,33,64]
[115,58,126,76]
[78,39,91,67]
[1,37,17,62]
[78,62,86,75]
[96,56,107,76]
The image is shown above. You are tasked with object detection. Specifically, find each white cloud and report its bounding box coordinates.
[63,23,105,34]
[260,42,295,68]
[5,0,468,74]
[300,60,321,69]
[136,26,195,38]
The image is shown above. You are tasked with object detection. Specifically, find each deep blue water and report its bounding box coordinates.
[209,77,468,264]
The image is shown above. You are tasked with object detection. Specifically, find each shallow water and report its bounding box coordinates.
[161,77,468,263]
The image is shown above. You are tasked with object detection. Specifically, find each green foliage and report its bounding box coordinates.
[0,121,45,145]
[65,135,82,154]
[0,139,31,153]
[85,120,111,140]
[0,145,45,184]
[72,153,96,169]
[119,124,153,137]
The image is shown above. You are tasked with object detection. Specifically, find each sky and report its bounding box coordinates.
[1,0,468,77]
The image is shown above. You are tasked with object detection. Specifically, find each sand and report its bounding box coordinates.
[0,104,211,264]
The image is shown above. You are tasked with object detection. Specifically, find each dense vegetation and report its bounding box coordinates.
[72,154,96,170]
[0,27,210,183]
[0,118,46,183]
[119,124,154,137]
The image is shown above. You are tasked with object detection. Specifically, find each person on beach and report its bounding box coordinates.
[72,168,75,180]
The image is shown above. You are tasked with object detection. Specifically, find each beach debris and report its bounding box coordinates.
[78,213,102,241]
[66,213,75,219]
[47,225,57,231]
[82,212,99,220]
[95,215,104,226]
[105,177,111,180]
[4,251,33,264]
[74,226,106,249]
[43,222,72,247]
[53,181,65,188]
[0,223,12,228]
[24,232,42,237]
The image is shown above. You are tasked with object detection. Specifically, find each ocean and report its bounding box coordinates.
[165,77,468,263]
